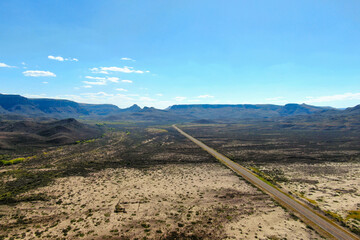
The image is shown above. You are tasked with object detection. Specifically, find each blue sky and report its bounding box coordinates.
[1,0,360,108]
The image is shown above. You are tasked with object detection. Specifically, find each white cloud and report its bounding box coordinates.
[89,68,109,74]
[305,92,360,103]
[102,66,144,73]
[83,76,120,85]
[48,55,79,62]
[116,88,128,92]
[174,96,187,102]
[156,93,163,97]
[107,77,120,83]
[0,62,15,68]
[121,57,135,61]
[91,66,147,74]
[85,76,106,80]
[23,70,56,77]
[83,85,92,88]
[82,80,107,85]
[42,81,48,84]
[48,55,64,61]
[121,80,133,83]
[197,94,214,99]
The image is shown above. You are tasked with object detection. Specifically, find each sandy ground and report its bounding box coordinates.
[1,163,322,239]
[258,162,360,232]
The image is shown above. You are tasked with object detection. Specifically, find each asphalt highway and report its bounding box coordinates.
[173,125,359,240]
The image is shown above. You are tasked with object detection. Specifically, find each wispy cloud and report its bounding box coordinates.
[116,94,135,101]
[85,76,106,80]
[42,81,48,84]
[264,96,288,105]
[83,76,120,85]
[23,93,47,98]
[174,96,187,102]
[156,93,163,97]
[101,66,145,73]
[139,96,155,102]
[121,57,135,61]
[266,97,285,101]
[305,92,360,103]
[0,62,15,68]
[48,55,78,62]
[116,88,128,92]
[89,67,109,74]
[76,91,136,103]
[83,80,106,85]
[81,92,114,97]
[121,80,133,83]
[23,70,56,77]
[107,77,120,83]
[90,66,148,74]
[197,94,214,99]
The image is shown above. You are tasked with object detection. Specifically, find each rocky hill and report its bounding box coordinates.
[0,118,103,150]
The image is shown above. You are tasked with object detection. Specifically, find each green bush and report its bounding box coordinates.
[0,158,26,166]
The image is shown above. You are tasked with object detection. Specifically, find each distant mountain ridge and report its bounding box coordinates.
[0,93,358,122]
[0,94,121,118]
[167,103,334,120]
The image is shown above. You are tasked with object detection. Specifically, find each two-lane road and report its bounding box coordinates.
[173,125,359,240]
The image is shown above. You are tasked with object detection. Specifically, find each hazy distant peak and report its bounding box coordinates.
[121,104,142,112]
[344,104,360,113]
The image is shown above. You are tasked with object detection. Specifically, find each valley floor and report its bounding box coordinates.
[1,123,359,239]
[0,163,320,239]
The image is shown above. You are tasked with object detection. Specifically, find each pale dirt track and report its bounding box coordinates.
[173,125,359,240]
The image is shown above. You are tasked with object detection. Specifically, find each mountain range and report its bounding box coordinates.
[0,93,359,122]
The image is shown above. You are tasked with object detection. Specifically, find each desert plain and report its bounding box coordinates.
[0,121,359,239]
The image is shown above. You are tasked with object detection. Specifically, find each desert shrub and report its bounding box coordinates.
[0,158,26,166]
[347,210,360,221]
[141,223,150,228]
[0,192,16,203]
[0,169,58,204]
